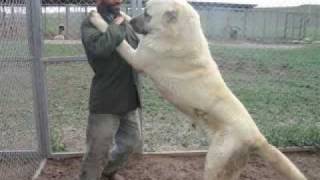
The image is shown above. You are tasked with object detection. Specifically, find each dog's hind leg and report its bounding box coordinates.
[204,131,249,180]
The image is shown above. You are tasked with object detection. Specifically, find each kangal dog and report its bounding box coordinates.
[88,0,307,179]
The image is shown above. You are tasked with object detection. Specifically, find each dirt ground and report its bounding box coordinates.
[36,151,320,180]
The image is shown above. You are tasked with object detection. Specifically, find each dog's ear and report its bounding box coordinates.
[163,10,178,23]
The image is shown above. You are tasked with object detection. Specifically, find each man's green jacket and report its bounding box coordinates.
[81,16,140,114]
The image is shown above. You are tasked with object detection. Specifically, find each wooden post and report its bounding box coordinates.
[65,4,70,39]
[302,13,308,40]
[43,6,47,40]
[262,10,267,40]
[26,0,50,158]
[284,13,289,40]
[11,3,13,14]
[243,9,248,39]
[291,14,295,40]
[315,13,320,40]
[298,13,304,40]
[85,6,88,16]
[251,10,256,40]
[1,5,5,27]
[275,11,280,40]
[11,3,14,26]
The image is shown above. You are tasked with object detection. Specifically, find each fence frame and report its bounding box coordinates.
[41,0,145,158]
[1,0,319,164]
[0,0,144,160]
[26,0,51,158]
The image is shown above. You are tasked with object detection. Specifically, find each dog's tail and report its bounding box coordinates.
[255,141,307,180]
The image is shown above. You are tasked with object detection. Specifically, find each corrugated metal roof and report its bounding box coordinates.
[190,2,256,8]
[41,0,95,4]
[0,0,95,4]
[0,0,256,8]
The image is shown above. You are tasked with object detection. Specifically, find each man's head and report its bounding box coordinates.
[96,0,123,16]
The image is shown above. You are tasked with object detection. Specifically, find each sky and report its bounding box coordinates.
[192,0,320,7]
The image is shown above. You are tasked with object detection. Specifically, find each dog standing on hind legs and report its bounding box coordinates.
[88,0,307,179]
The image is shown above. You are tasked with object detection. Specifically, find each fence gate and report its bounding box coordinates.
[1,0,319,179]
[1,0,144,178]
[284,12,309,40]
[0,0,49,179]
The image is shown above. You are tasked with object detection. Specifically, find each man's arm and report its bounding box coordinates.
[88,11,144,72]
[81,16,126,58]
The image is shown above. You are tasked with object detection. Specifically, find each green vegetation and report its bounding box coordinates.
[43,43,320,152]
[44,44,84,57]
[210,44,320,147]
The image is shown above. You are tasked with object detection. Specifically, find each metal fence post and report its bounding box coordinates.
[26,0,50,158]
[137,0,143,14]
[130,0,143,16]
[129,0,144,154]
[130,0,137,16]
[136,0,144,154]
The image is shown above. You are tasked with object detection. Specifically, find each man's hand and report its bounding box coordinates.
[113,15,125,25]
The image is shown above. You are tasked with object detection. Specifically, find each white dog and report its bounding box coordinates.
[88,0,307,179]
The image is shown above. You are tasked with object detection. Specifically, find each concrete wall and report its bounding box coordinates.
[195,5,320,42]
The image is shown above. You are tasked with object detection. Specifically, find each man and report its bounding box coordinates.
[79,0,141,179]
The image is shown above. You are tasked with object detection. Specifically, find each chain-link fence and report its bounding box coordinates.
[144,2,320,152]
[43,0,320,154]
[0,0,44,179]
[1,0,320,178]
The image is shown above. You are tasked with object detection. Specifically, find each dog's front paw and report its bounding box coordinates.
[89,10,108,32]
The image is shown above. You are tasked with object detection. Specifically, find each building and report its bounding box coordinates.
[189,1,256,10]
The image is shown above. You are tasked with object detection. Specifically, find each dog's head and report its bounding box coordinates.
[130,0,200,36]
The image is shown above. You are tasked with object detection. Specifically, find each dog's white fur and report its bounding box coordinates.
[88,0,307,179]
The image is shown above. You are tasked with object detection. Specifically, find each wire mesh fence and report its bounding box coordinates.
[42,0,320,154]
[42,3,88,58]
[1,0,319,174]
[0,0,43,179]
[43,1,319,155]
[41,0,145,153]
[41,0,134,59]
[144,2,320,151]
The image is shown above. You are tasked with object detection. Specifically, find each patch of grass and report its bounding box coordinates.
[51,128,66,152]
[46,62,92,152]
[0,42,85,58]
[210,44,320,146]
[0,41,30,57]
[44,44,320,152]
[44,44,84,57]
